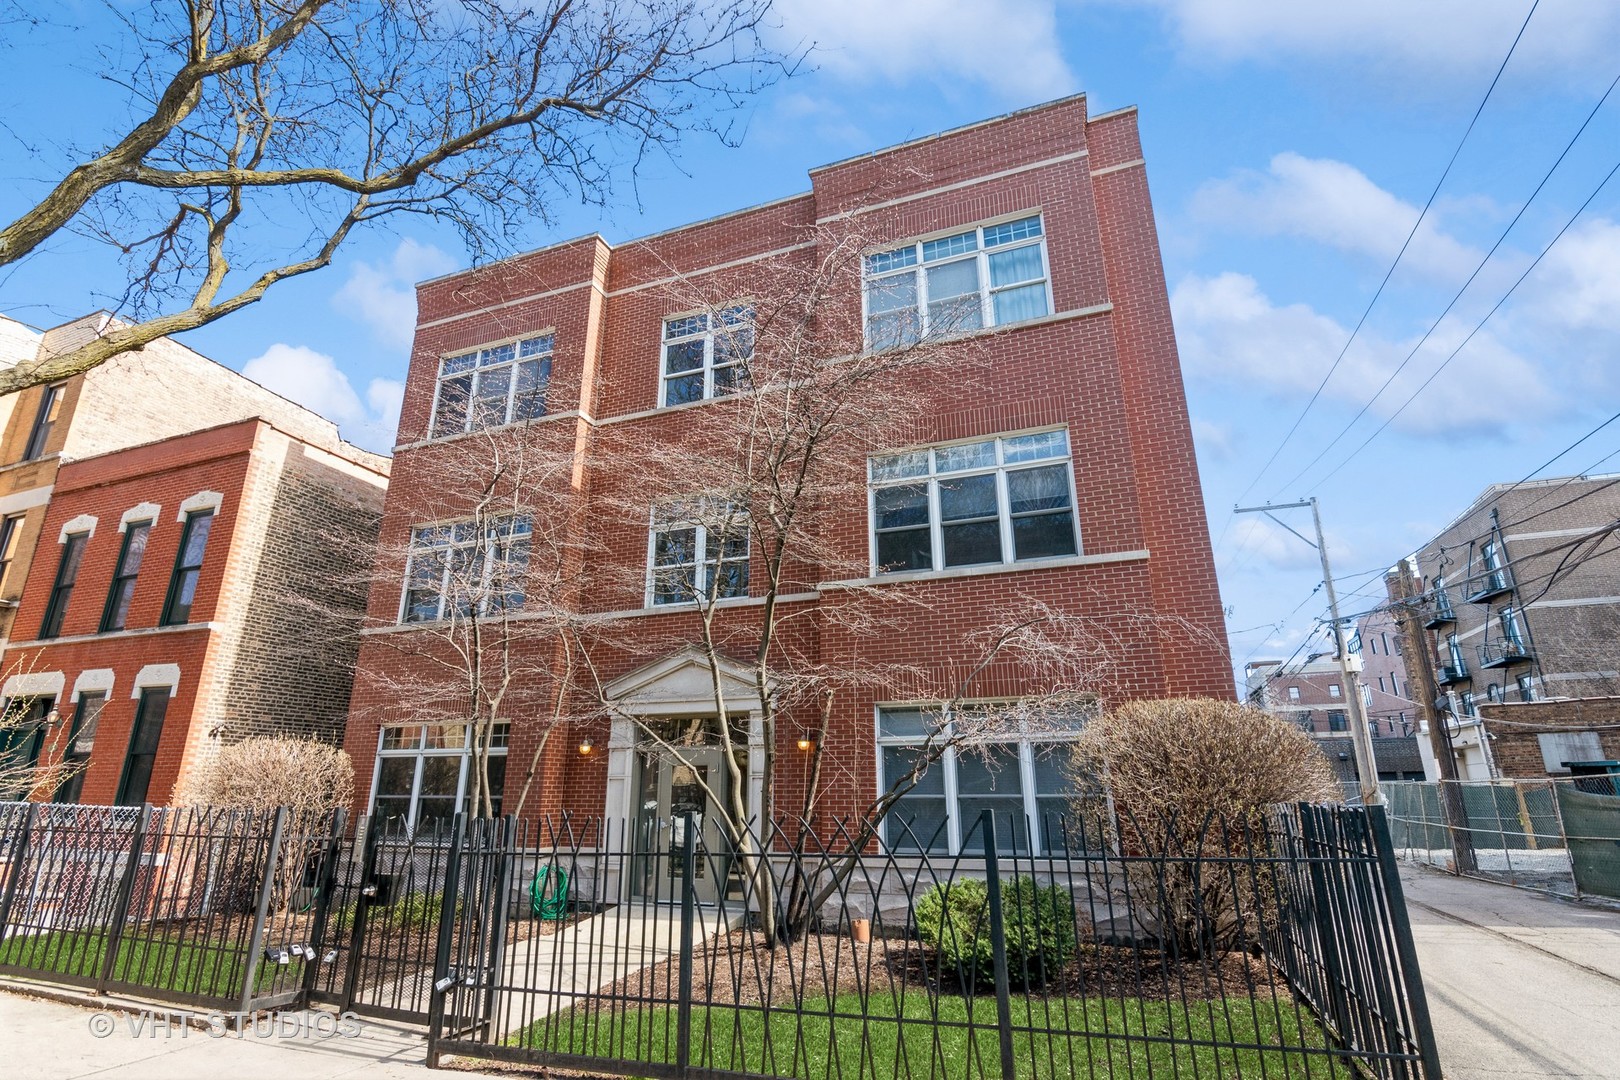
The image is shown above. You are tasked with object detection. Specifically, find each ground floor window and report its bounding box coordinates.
[370,721,508,830]
[54,691,105,803]
[116,687,169,806]
[875,705,1090,855]
[0,695,53,799]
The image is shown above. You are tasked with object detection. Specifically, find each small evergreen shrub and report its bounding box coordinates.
[914,875,1077,988]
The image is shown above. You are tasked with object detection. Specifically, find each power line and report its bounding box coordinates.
[1227,0,1542,506]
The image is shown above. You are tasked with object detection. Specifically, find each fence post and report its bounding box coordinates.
[1366,804,1446,1080]
[675,812,696,1079]
[0,802,40,938]
[980,809,1017,1080]
[302,807,348,1002]
[1296,804,1356,1049]
[425,812,468,1069]
[238,807,289,1019]
[340,815,381,1012]
[97,804,151,994]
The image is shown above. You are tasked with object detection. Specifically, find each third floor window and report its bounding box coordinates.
[432,336,552,438]
[161,510,214,625]
[40,533,87,639]
[22,383,65,461]
[401,516,531,623]
[102,522,152,632]
[863,214,1050,350]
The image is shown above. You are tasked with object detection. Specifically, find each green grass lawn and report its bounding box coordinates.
[0,927,283,1000]
[511,991,1353,1079]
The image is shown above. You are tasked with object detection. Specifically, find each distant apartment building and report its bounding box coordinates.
[0,315,390,804]
[1406,474,1620,779]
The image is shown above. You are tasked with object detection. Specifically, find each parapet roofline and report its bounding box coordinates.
[807,93,1091,174]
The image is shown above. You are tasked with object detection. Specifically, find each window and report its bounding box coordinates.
[1517,674,1537,702]
[40,533,88,638]
[0,696,52,796]
[1486,683,1502,704]
[1499,606,1525,648]
[401,516,532,623]
[875,705,1091,856]
[648,502,749,606]
[431,336,552,438]
[1327,710,1348,732]
[22,383,65,461]
[116,687,170,805]
[864,215,1050,349]
[870,429,1077,575]
[101,522,152,632]
[1287,686,1300,702]
[1328,684,1341,698]
[54,692,105,803]
[1446,634,1465,671]
[161,510,214,625]
[660,307,753,407]
[370,722,508,830]
[0,513,24,593]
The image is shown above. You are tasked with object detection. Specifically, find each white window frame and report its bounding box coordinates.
[644,501,751,607]
[867,428,1080,577]
[399,515,532,623]
[368,722,509,831]
[873,704,1089,856]
[429,334,553,438]
[862,213,1053,350]
[658,306,754,408]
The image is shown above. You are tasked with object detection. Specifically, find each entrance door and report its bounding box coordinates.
[634,746,731,904]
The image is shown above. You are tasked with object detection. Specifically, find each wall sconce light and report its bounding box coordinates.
[796,736,815,752]
[578,738,594,756]
[43,707,62,729]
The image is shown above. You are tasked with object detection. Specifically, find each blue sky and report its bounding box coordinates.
[5,1,1620,689]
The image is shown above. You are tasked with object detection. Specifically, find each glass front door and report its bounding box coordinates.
[633,736,733,904]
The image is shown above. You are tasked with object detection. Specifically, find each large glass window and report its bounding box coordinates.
[117,687,170,805]
[660,306,753,407]
[401,515,531,623]
[875,705,1090,855]
[870,429,1077,575]
[101,522,152,632]
[54,691,105,803]
[0,696,52,798]
[40,533,88,639]
[369,722,508,830]
[22,383,65,461]
[432,336,552,438]
[648,503,749,606]
[0,513,25,593]
[161,510,213,625]
[863,215,1049,349]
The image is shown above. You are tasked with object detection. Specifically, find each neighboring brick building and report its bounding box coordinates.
[0,312,366,653]
[1406,474,1620,778]
[1477,698,1620,780]
[345,96,1233,851]
[0,416,388,806]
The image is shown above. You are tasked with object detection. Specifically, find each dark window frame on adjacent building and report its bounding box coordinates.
[430,335,553,439]
[0,512,25,594]
[40,532,89,639]
[22,383,66,462]
[54,691,105,803]
[101,521,153,632]
[116,685,171,806]
[161,510,214,626]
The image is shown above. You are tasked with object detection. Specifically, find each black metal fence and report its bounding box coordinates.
[427,804,1441,1080]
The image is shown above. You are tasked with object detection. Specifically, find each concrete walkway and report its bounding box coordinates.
[1400,862,1620,1078]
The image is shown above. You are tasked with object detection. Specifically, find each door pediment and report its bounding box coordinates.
[603,647,762,716]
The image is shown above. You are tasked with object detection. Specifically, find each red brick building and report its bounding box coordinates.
[2,417,388,806]
[345,96,1231,857]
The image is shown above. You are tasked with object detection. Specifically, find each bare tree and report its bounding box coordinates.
[0,693,82,802]
[0,0,783,391]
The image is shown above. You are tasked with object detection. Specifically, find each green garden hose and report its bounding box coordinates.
[530,864,569,919]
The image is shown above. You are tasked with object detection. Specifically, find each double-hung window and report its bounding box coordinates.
[401,515,532,623]
[869,429,1078,575]
[371,722,509,830]
[0,696,53,798]
[864,214,1049,349]
[55,692,105,803]
[432,336,552,438]
[101,522,152,632]
[648,502,749,606]
[40,533,88,639]
[22,383,65,461]
[0,513,24,593]
[117,687,170,805]
[875,705,1090,856]
[660,306,753,407]
[161,510,213,626]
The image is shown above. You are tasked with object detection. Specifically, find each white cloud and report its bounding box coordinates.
[1171,271,1557,434]
[1191,417,1236,461]
[1123,0,1620,80]
[334,238,457,349]
[772,0,1076,99]
[1191,153,1478,281]
[1222,514,1335,574]
[1521,216,1620,335]
[242,343,402,453]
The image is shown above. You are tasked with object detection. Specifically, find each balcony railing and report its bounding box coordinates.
[1437,660,1470,686]
[1422,590,1456,628]
[1465,568,1513,604]
[1478,638,1533,668]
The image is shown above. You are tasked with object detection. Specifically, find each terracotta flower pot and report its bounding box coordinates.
[851,917,871,944]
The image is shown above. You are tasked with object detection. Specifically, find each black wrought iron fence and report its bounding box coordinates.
[0,801,335,1013]
[427,804,1441,1080]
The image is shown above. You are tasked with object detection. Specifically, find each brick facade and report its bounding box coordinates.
[346,96,1232,828]
[3,417,388,805]
[1478,698,1620,779]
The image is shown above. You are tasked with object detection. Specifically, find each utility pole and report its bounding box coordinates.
[1387,559,1476,872]
[1235,498,1381,805]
